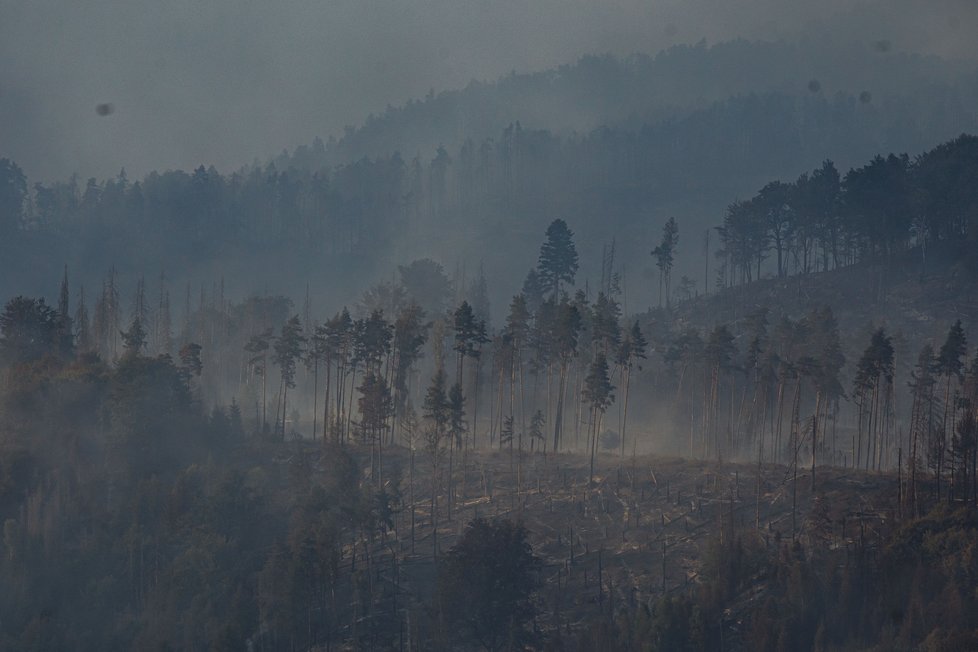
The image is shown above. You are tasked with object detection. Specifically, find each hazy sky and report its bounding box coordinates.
[2,0,976,181]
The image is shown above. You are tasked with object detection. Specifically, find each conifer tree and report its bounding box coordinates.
[652,217,679,308]
[392,304,429,443]
[245,328,273,434]
[617,320,648,458]
[273,315,306,438]
[121,316,147,356]
[536,219,579,300]
[551,300,582,452]
[584,352,615,483]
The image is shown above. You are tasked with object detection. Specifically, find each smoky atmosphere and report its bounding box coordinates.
[2,0,978,649]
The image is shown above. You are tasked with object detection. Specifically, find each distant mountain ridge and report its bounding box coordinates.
[275,38,978,171]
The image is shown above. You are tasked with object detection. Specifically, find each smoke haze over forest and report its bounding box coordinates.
[3,0,978,181]
[7,2,978,649]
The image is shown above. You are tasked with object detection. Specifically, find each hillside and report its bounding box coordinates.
[282,39,978,170]
[670,242,978,358]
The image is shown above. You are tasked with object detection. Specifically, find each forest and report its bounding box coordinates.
[3,126,978,649]
[3,38,978,309]
[4,9,978,647]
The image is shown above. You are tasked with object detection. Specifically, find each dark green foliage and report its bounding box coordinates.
[438,519,541,651]
[357,370,393,443]
[500,414,514,446]
[936,319,967,381]
[537,219,579,300]
[107,352,197,476]
[853,328,895,398]
[843,153,914,256]
[0,296,72,364]
[583,353,615,415]
[424,367,450,434]
[619,320,648,368]
[274,315,306,390]
[356,309,393,371]
[120,316,147,355]
[651,217,679,306]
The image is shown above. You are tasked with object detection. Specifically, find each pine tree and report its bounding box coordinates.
[245,327,274,434]
[273,315,306,438]
[536,219,579,300]
[618,320,648,458]
[529,409,546,451]
[583,352,615,483]
[358,370,393,446]
[121,316,147,356]
[424,368,450,439]
[852,328,895,470]
[392,304,429,443]
[651,217,679,308]
[551,300,582,452]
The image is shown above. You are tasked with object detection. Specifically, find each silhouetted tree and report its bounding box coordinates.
[0,296,70,364]
[273,315,306,437]
[121,317,147,357]
[537,219,579,300]
[245,328,274,434]
[438,519,541,651]
[584,352,615,483]
[652,217,679,307]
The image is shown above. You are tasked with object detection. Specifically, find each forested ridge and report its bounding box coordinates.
[3,126,978,648]
[2,38,978,308]
[4,34,978,651]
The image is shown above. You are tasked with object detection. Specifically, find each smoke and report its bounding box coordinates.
[1,0,976,182]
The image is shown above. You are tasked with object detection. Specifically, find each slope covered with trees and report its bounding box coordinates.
[2,39,978,310]
[3,38,978,651]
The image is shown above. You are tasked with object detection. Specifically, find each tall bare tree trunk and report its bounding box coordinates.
[620,365,631,458]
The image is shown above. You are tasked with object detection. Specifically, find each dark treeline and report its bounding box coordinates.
[714,135,978,284]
